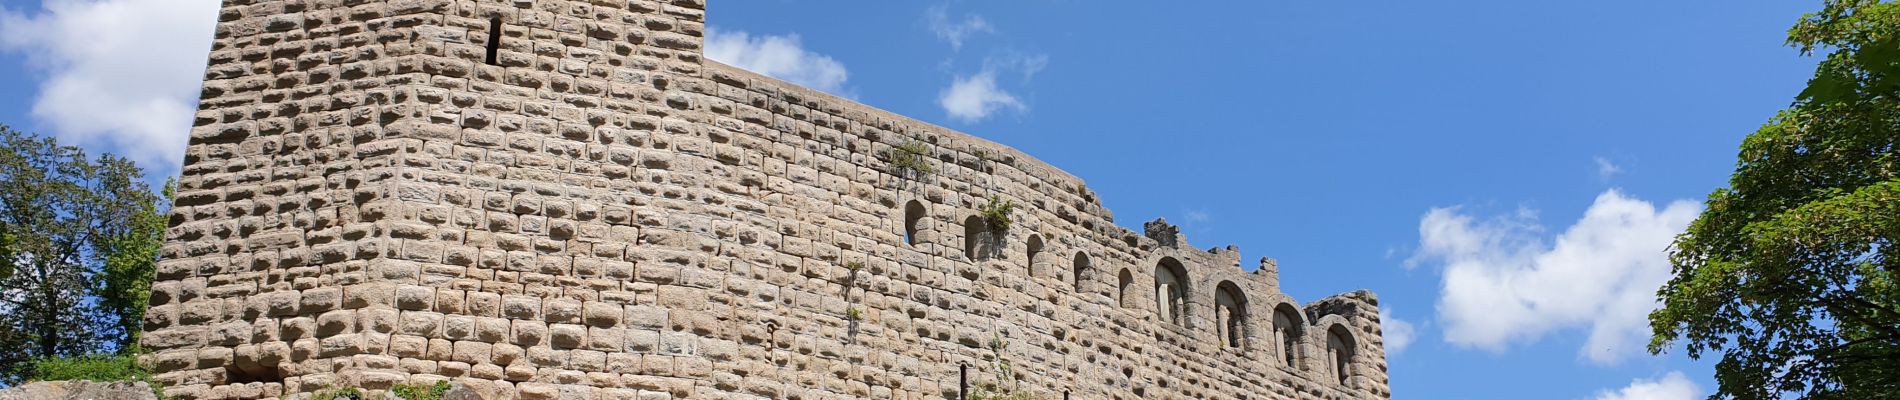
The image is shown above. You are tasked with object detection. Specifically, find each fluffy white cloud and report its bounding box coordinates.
[926,5,993,50]
[0,0,220,173]
[939,70,1023,122]
[1381,308,1417,355]
[1595,371,1701,400]
[938,55,1045,123]
[705,28,850,96]
[1408,189,1700,365]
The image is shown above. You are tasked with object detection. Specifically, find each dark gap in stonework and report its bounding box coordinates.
[485,16,501,66]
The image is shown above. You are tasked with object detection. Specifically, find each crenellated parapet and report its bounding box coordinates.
[141,0,1388,399]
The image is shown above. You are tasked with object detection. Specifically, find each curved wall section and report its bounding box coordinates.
[142,0,1390,398]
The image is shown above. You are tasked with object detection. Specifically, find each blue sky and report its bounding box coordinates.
[0,1,1822,398]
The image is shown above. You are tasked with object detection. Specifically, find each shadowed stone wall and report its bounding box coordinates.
[141,0,1392,398]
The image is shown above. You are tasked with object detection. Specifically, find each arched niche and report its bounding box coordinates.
[1154,257,1190,327]
[1326,324,1357,385]
[1072,252,1090,294]
[1025,234,1044,278]
[963,215,991,261]
[1117,268,1136,308]
[902,200,926,246]
[1271,303,1305,369]
[1214,281,1248,349]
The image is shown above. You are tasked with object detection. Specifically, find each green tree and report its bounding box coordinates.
[0,125,167,382]
[1648,1,1900,399]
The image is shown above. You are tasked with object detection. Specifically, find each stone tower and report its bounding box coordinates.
[142,0,1392,399]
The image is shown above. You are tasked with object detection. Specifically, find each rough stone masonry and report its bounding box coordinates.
[139,0,1392,398]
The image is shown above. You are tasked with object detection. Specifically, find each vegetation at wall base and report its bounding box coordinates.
[1648,1,1900,399]
[389,381,452,400]
[309,387,366,400]
[28,354,168,399]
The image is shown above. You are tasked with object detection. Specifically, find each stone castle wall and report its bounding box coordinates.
[140,0,1392,399]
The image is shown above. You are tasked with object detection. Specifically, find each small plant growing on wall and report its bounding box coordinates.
[886,140,933,179]
[843,260,866,289]
[979,195,1014,233]
[846,307,863,321]
[968,332,1039,400]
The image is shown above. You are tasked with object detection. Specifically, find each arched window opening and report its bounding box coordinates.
[1215,282,1247,349]
[1154,257,1189,326]
[485,16,502,66]
[1273,305,1304,368]
[1072,253,1090,294]
[963,215,989,261]
[1025,235,1044,277]
[903,200,926,246]
[1117,269,1135,308]
[1327,325,1356,384]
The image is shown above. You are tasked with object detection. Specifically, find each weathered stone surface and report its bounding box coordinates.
[0,381,157,400]
[144,0,1390,399]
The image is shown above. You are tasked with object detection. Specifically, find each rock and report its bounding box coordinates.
[0,380,158,400]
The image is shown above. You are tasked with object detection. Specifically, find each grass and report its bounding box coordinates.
[28,354,167,399]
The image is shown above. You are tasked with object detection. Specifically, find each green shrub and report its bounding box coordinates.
[309,387,365,400]
[28,354,167,399]
[978,196,1014,232]
[29,354,147,383]
[390,381,451,400]
[886,140,933,178]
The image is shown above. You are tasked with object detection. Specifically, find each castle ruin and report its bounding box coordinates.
[140,0,1393,398]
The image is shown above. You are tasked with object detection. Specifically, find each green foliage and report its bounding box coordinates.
[29,354,146,382]
[886,140,933,178]
[845,261,863,273]
[99,179,171,354]
[978,196,1014,233]
[28,354,166,399]
[389,381,452,400]
[845,307,863,321]
[309,387,366,400]
[1649,2,1900,399]
[0,125,168,383]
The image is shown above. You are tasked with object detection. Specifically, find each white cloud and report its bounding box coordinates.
[938,55,1046,123]
[1594,371,1701,400]
[0,0,220,173]
[705,28,850,96]
[926,5,993,50]
[1596,156,1623,180]
[1381,308,1417,355]
[1408,189,1700,365]
[939,70,1024,122]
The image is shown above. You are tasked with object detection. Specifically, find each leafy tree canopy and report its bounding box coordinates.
[1649,1,1900,399]
[0,125,170,383]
